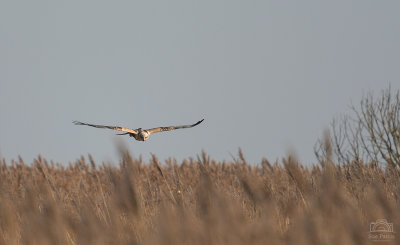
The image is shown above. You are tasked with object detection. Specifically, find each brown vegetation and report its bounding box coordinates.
[0,149,399,245]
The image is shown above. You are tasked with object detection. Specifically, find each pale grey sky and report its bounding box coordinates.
[1,1,399,165]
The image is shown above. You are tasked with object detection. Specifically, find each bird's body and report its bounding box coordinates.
[132,128,150,141]
[73,119,204,141]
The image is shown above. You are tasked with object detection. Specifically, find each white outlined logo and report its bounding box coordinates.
[368,219,395,242]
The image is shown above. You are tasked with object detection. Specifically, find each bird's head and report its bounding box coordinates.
[137,128,149,141]
[142,131,149,141]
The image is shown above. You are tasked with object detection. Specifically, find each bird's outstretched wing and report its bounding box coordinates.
[73,121,138,134]
[146,119,204,135]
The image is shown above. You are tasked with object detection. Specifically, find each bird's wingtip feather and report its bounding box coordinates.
[73,121,83,125]
[193,119,204,126]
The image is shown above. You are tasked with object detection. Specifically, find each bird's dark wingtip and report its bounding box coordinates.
[73,121,83,125]
[193,119,204,126]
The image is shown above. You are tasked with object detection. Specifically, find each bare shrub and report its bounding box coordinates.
[315,86,400,169]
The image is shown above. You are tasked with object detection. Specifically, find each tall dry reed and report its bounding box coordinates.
[0,151,398,245]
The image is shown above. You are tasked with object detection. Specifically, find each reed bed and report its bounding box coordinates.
[0,150,399,245]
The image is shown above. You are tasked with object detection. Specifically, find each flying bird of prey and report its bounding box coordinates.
[73,119,204,141]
